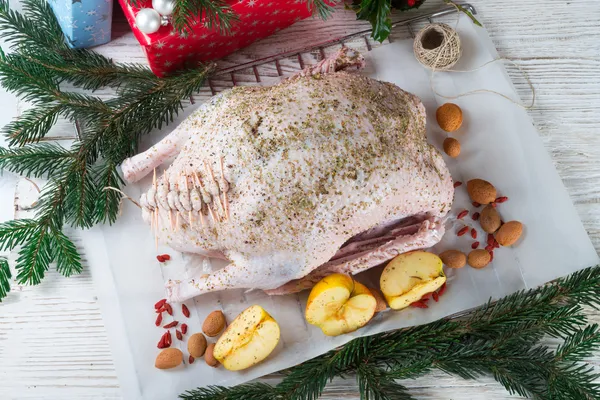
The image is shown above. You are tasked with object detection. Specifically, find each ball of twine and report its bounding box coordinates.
[413,23,462,71]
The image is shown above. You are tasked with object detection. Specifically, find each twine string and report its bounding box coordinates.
[413,3,535,109]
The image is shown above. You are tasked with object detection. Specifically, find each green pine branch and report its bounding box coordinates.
[180,266,600,400]
[0,0,215,300]
[0,256,10,302]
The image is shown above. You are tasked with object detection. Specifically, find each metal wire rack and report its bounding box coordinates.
[201,3,476,97]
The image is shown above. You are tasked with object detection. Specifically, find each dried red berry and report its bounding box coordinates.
[165,331,172,346]
[410,301,429,309]
[472,202,481,207]
[189,355,195,364]
[495,196,508,203]
[487,233,494,246]
[472,212,480,221]
[471,241,480,249]
[491,202,497,208]
[164,303,173,316]
[154,299,167,310]
[457,210,468,219]
[457,226,469,236]
[163,321,179,329]
[161,254,171,261]
[181,323,188,335]
[471,228,477,239]
[176,330,183,341]
[485,245,494,252]
[155,313,163,327]
[156,255,166,263]
[438,283,447,297]
[453,181,463,188]
[432,291,439,302]
[182,304,190,318]
[489,251,494,262]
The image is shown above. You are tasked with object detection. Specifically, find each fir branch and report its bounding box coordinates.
[51,228,82,278]
[171,0,238,35]
[0,219,40,251]
[93,161,124,225]
[180,266,600,400]
[0,0,214,297]
[14,225,53,285]
[2,103,65,146]
[0,256,10,301]
[0,143,74,177]
[306,0,337,20]
[180,383,279,400]
[0,0,65,50]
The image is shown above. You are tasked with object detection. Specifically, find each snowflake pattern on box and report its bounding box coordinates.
[48,0,113,48]
[119,0,312,77]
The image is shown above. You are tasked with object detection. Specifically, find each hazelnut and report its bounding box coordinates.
[436,103,463,132]
[443,137,461,157]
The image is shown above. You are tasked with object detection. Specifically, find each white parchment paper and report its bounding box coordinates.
[82,15,599,399]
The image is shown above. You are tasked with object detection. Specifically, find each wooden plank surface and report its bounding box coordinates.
[1,0,599,398]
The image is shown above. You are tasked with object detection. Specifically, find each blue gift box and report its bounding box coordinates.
[48,0,113,48]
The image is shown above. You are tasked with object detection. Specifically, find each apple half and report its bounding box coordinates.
[305,273,377,336]
[380,251,446,310]
[213,305,280,371]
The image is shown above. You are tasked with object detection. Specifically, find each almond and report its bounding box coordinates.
[443,137,461,158]
[466,179,497,205]
[480,205,501,233]
[370,288,388,312]
[187,333,207,358]
[204,343,219,368]
[439,250,466,269]
[467,249,491,269]
[155,348,183,370]
[202,310,226,337]
[495,221,523,246]
[436,103,463,132]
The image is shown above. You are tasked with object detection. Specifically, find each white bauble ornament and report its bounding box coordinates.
[152,0,175,16]
[135,8,161,34]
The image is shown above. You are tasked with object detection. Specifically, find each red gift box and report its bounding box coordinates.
[119,0,313,76]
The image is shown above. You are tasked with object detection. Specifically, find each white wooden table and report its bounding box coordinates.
[1,0,599,398]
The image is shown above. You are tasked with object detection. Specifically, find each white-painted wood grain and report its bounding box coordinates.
[1,0,599,398]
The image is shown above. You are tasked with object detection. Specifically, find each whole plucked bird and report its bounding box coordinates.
[121,48,454,302]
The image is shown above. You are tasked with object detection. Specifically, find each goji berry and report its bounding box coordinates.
[182,304,190,318]
[163,321,179,329]
[154,299,167,310]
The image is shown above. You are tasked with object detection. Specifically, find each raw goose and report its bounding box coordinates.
[121,48,454,302]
